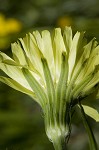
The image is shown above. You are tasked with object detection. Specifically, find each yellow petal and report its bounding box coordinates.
[0,51,16,65]
[53,28,66,83]
[0,76,36,98]
[11,42,27,66]
[63,26,72,54]
[68,31,84,82]
[0,63,32,91]
[41,30,55,76]
[19,33,43,77]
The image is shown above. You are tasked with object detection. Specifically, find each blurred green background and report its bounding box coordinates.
[0,0,99,149]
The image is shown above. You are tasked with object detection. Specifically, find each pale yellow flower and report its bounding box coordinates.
[0,27,99,147]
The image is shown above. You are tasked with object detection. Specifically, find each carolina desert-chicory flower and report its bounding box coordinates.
[0,27,99,149]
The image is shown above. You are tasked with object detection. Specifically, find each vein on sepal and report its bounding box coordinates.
[22,68,48,108]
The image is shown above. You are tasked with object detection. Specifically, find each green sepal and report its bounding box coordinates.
[22,68,47,108]
[41,58,55,125]
[55,52,68,125]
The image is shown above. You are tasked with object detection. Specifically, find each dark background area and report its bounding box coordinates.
[0,0,99,149]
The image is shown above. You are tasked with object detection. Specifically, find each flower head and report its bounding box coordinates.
[0,27,99,144]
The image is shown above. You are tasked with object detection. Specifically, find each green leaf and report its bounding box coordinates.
[79,102,97,150]
[82,105,99,122]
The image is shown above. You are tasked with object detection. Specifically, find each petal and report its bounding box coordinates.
[33,30,55,80]
[84,45,99,77]
[0,76,36,98]
[82,105,99,122]
[33,30,43,50]
[82,70,99,95]
[53,28,66,83]
[19,33,43,74]
[0,63,32,91]
[41,30,55,72]
[11,41,27,66]
[68,31,84,82]
[63,26,72,54]
[74,39,98,85]
[0,51,16,65]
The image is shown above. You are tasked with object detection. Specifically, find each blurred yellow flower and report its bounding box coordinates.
[0,14,7,36]
[57,16,72,29]
[6,18,22,34]
[0,37,10,49]
[0,14,22,49]
[0,14,22,37]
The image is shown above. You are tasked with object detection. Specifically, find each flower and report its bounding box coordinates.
[0,27,99,146]
[6,18,22,34]
[0,14,22,37]
[0,14,22,49]
[57,16,72,29]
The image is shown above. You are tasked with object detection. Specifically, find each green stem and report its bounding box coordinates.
[45,109,70,150]
[53,137,67,150]
[79,102,97,150]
